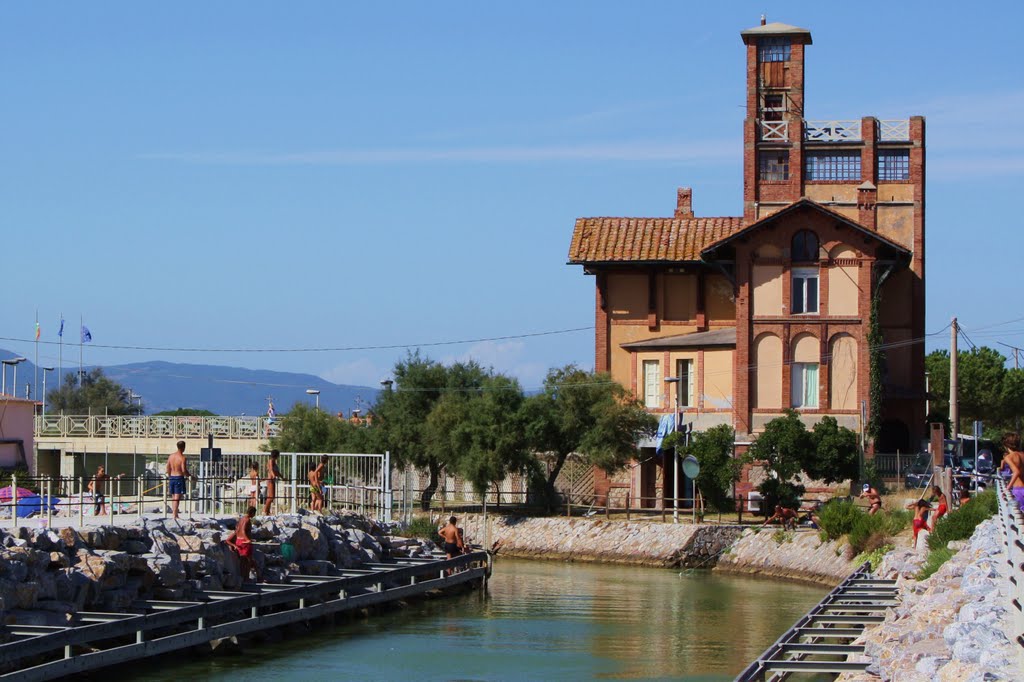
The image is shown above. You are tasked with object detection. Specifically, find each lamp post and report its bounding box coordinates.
[41,367,54,417]
[306,389,320,410]
[665,376,681,523]
[2,357,26,396]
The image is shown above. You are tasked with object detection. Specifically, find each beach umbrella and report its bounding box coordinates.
[13,494,60,517]
[0,486,36,501]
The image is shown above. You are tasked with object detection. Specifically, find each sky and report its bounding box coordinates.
[2,1,1023,396]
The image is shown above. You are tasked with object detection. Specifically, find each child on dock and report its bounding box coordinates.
[226,506,260,583]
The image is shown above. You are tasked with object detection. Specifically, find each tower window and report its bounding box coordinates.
[759,152,789,181]
[758,37,791,62]
[763,93,785,121]
[791,230,819,262]
[805,152,862,181]
[878,150,910,180]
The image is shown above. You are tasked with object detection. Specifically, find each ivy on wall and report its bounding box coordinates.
[867,292,886,439]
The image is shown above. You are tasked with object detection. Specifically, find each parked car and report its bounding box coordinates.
[904,449,962,489]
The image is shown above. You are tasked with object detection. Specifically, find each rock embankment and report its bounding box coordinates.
[839,518,1018,681]
[460,514,741,568]
[713,527,857,586]
[0,512,435,632]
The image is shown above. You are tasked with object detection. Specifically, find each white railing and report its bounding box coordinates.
[34,414,280,439]
[879,119,910,141]
[759,119,788,141]
[804,119,862,142]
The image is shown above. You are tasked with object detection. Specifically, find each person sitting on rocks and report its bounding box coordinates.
[761,505,798,531]
[860,484,882,515]
[225,506,260,583]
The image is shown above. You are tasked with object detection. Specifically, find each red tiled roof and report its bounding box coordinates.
[568,216,746,264]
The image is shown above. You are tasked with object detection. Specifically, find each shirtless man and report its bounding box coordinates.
[263,450,282,516]
[225,506,260,583]
[761,505,799,531]
[307,463,323,513]
[88,465,122,516]
[438,515,464,559]
[1004,433,1024,512]
[859,483,882,515]
[166,441,194,520]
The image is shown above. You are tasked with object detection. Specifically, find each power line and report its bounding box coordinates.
[0,326,592,354]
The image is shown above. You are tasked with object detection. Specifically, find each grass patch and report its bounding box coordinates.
[772,530,792,544]
[846,509,910,559]
[818,499,861,540]
[927,490,998,551]
[854,543,894,572]
[918,547,955,580]
[403,516,439,541]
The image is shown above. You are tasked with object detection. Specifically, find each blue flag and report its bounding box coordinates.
[81,326,92,343]
[58,318,64,338]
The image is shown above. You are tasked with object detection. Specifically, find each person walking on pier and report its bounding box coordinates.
[1003,433,1024,511]
[226,506,260,583]
[263,450,282,516]
[88,465,122,516]
[439,515,464,559]
[167,441,194,521]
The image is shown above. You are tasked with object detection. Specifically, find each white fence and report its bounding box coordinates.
[35,415,279,440]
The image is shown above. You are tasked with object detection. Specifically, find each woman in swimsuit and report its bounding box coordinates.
[859,484,882,514]
[246,462,260,509]
[263,450,281,516]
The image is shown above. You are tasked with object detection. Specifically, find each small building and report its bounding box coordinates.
[0,397,35,471]
[567,20,925,507]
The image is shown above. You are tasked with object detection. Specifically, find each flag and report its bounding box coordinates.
[58,318,64,338]
[81,326,92,343]
[35,322,40,341]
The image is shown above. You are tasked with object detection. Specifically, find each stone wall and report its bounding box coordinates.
[713,527,857,586]
[839,518,1019,681]
[0,512,434,630]
[459,514,742,568]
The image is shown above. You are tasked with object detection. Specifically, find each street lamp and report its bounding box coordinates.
[306,388,320,410]
[41,367,54,417]
[1,357,26,396]
[665,376,681,523]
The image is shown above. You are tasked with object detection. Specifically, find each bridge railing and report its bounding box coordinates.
[995,478,1024,657]
[34,415,280,439]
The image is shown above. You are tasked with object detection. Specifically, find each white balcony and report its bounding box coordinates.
[804,120,861,142]
[759,120,788,141]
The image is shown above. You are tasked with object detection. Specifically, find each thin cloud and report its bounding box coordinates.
[139,140,735,166]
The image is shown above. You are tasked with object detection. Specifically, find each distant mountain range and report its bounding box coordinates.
[0,350,378,416]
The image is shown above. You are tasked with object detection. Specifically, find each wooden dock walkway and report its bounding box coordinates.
[0,551,490,681]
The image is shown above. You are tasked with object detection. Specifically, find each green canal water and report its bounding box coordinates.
[115,559,827,681]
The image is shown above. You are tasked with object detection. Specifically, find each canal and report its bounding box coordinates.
[115,558,827,681]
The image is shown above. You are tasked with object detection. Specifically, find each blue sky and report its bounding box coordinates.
[2,1,1022,395]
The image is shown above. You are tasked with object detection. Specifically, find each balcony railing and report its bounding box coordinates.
[879,119,910,141]
[804,120,861,142]
[34,414,280,439]
[759,120,788,141]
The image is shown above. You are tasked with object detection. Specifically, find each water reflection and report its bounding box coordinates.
[110,559,825,681]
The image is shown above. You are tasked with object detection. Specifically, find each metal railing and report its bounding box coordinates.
[735,561,898,681]
[995,478,1024,656]
[35,415,280,440]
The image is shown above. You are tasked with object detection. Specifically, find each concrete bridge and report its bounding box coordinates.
[33,415,274,479]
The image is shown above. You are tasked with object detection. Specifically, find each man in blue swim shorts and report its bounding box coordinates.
[166,440,194,520]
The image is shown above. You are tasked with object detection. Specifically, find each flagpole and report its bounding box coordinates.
[79,315,83,387]
[58,313,63,389]
[34,310,38,402]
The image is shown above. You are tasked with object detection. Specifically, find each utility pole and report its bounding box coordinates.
[949,316,958,438]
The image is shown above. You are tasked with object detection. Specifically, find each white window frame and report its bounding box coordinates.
[676,359,695,408]
[791,362,820,408]
[791,267,820,314]
[642,360,661,409]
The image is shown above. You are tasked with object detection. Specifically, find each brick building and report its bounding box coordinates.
[567,20,925,507]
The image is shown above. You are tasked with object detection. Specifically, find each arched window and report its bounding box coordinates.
[791,230,819,262]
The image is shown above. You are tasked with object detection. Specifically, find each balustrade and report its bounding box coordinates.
[35,415,279,440]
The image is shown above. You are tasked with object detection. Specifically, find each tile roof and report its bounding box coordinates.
[568,217,745,265]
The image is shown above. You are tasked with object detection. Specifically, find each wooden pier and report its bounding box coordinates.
[0,551,490,681]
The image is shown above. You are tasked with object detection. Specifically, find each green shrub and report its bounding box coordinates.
[818,499,861,540]
[854,543,894,572]
[881,509,911,536]
[404,516,440,540]
[918,547,955,579]
[847,511,901,558]
[772,530,792,544]
[927,490,998,551]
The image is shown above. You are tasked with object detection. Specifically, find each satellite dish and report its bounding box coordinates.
[682,455,700,479]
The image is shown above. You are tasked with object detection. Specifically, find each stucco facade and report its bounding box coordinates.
[568,20,925,505]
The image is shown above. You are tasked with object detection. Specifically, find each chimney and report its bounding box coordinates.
[675,187,694,218]
[760,14,767,26]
